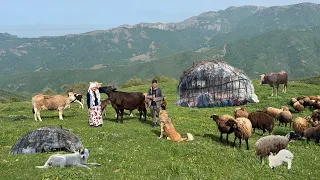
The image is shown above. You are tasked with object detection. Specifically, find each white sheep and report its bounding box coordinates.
[254,132,298,164]
[268,149,294,170]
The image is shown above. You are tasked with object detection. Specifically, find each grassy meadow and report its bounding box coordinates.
[0,80,320,180]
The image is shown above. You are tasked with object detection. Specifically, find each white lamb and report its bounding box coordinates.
[268,149,293,170]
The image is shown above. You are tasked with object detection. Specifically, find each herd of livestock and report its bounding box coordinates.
[28,71,320,169]
[31,85,166,123]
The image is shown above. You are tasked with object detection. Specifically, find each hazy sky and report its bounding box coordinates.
[1,0,319,37]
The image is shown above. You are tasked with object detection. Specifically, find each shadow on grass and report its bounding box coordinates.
[251,129,272,136]
[32,115,73,120]
[272,128,291,136]
[143,119,155,127]
[151,129,161,137]
[289,109,300,114]
[203,133,235,148]
[101,114,150,124]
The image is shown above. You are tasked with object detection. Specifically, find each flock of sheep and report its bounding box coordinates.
[210,96,320,169]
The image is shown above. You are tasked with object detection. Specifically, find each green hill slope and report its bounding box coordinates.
[0,89,30,102]
[2,26,320,93]
[0,48,222,92]
[2,3,320,75]
[222,27,320,78]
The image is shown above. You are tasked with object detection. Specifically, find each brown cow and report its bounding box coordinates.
[110,93,148,118]
[32,92,76,121]
[99,86,147,123]
[260,72,288,96]
[109,93,164,118]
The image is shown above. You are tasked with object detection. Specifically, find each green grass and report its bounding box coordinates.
[0,81,320,180]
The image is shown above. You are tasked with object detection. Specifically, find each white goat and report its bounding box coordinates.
[268,149,293,170]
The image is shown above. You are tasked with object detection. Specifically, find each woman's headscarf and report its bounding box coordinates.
[88,82,101,107]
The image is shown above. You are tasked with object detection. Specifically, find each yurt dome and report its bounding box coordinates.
[177,60,259,108]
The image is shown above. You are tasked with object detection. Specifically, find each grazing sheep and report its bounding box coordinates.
[248,111,274,135]
[315,126,320,144]
[277,111,292,127]
[225,118,252,150]
[296,96,304,101]
[293,117,309,137]
[254,132,298,164]
[281,106,289,112]
[234,107,249,118]
[312,109,320,121]
[310,120,320,127]
[306,116,320,127]
[268,149,293,170]
[312,101,320,109]
[290,98,297,105]
[298,99,304,105]
[302,97,313,107]
[210,114,235,144]
[262,107,283,119]
[293,101,304,112]
[303,127,316,144]
[309,96,317,100]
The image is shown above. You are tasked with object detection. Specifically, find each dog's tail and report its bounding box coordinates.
[85,162,102,166]
[35,159,51,169]
[182,133,194,141]
[35,165,49,169]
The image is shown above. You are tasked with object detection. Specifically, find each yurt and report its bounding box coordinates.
[177,60,259,108]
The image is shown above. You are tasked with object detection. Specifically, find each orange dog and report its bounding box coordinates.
[159,110,194,142]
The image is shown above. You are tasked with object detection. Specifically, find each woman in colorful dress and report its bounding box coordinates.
[86,82,103,127]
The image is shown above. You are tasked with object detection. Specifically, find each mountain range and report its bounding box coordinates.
[1,2,320,93]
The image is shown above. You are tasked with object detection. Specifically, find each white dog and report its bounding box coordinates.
[35,149,100,169]
[268,149,294,170]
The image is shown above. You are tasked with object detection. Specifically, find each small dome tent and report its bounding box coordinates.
[177,60,259,108]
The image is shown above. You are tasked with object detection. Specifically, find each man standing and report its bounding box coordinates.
[147,79,164,128]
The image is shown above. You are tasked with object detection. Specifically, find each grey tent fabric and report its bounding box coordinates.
[9,126,83,154]
[177,60,259,108]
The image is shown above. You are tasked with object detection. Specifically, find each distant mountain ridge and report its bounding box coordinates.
[1,2,320,93]
[0,4,294,74]
[1,25,320,93]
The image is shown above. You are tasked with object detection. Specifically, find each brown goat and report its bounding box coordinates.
[210,114,234,144]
